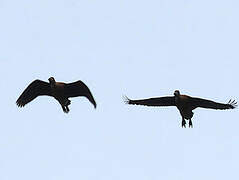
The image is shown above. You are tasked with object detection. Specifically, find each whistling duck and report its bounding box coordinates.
[17,77,96,113]
[125,90,237,128]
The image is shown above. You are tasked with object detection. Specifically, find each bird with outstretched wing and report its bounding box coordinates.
[124,90,237,128]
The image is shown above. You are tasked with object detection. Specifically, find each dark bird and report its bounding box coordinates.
[17,77,97,113]
[124,90,237,128]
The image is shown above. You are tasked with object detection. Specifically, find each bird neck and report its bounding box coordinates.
[174,95,180,102]
[50,82,56,89]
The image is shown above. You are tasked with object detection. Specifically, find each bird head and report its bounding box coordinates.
[48,77,56,85]
[174,90,180,97]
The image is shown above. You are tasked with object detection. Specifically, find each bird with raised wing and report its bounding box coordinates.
[124,90,237,128]
[17,77,97,113]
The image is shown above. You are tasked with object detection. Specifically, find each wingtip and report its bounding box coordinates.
[228,99,237,109]
[16,101,23,108]
[123,95,130,104]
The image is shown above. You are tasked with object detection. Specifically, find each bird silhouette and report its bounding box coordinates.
[17,77,96,113]
[124,90,237,128]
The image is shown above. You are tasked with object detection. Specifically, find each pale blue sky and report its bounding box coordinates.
[0,0,239,179]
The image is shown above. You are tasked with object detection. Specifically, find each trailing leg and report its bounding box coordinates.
[57,99,70,113]
[181,117,186,128]
[189,119,193,128]
[65,105,70,112]
[66,99,71,106]
[61,105,69,113]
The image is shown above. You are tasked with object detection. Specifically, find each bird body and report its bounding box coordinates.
[175,94,194,120]
[49,80,70,112]
[125,90,237,128]
[17,77,96,113]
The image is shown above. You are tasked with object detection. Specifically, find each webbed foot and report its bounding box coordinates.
[189,120,193,128]
[182,119,186,128]
[62,105,69,113]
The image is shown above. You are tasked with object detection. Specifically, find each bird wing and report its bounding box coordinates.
[190,97,237,110]
[124,96,176,107]
[65,80,97,108]
[16,80,51,107]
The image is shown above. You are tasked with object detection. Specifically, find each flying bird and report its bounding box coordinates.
[17,77,97,113]
[124,90,237,128]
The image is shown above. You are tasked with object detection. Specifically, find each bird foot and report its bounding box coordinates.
[189,120,193,128]
[66,100,71,106]
[62,106,70,113]
[182,120,186,128]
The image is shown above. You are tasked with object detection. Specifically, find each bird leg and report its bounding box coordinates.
[66,99,71,106]
[182,118,186,128]
[65,105,70,112]
[189,119,193,128]
[65,100,70,113]
[62,105,69,113]
[60,99,71,113]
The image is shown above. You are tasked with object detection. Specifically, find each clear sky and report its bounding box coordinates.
[0,0,239,179]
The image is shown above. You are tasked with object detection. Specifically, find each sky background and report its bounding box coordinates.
[0,0,239,179]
